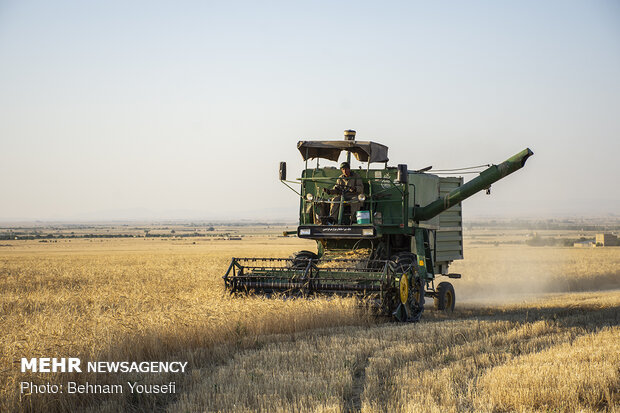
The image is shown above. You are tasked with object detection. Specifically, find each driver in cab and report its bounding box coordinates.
[323,162,364,221]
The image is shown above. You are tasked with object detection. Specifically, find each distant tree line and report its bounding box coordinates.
[525,235,593,247]
[0,232,227,240]
[469,220,620,231]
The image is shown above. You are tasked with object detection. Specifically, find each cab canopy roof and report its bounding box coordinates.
[297,140,389,163]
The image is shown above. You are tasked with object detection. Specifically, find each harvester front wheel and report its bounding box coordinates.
[434,282,455,311]
[390,261,424,322]
[390,252,416,268]
[289,250,319,270]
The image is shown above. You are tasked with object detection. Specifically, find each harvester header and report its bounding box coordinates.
[224,131,533,321]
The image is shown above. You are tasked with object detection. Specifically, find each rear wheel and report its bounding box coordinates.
[434,282,455,311]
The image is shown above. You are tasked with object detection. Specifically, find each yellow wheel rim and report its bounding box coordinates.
[399,275,409,304]
[446,291,453,309]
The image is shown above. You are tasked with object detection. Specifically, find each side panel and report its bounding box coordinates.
[301,167,341,224]
[368,169,403,225]
[409,173,440,228]
[435,177,464,272]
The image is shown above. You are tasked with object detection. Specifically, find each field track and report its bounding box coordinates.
[173,291,619,412]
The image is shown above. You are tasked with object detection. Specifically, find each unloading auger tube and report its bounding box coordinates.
[413,148,533,221]
[222,130,533,323]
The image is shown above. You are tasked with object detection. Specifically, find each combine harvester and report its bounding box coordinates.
[224,131,533,321]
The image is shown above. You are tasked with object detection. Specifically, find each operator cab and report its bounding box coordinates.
[294,130,393,228]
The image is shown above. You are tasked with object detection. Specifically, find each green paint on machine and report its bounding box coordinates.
[223,130,533,322]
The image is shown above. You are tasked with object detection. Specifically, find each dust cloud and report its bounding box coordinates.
[445,243,620,305]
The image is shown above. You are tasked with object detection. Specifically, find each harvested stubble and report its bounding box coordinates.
[173,292,620,413]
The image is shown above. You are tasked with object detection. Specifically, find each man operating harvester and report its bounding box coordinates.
[323,162,364,223]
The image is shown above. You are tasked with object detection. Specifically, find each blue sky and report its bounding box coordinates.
[1,1,619,220]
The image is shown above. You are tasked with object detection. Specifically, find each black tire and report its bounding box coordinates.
[289,250,318,269]
[390,252,417,269]
[434,282,455,311]
[389,258,424,322]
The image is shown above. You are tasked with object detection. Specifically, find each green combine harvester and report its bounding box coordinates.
[223,130,533,321]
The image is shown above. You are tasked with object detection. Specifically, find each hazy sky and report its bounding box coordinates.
[1,1,619,221]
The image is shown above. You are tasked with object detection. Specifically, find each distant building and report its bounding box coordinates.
[574,240,595,248]
[596,233,619,246]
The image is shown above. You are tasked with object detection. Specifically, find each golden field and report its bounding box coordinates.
[1,229,619,412]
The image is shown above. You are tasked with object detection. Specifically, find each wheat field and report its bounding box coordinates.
[1,231,618,412]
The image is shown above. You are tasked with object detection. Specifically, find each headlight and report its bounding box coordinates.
[306,193,314,201]
[373,212,382,224]
[299,228,311,236]
[358,194,366,202]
